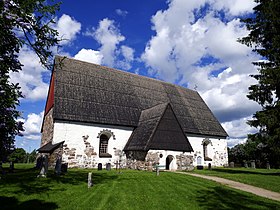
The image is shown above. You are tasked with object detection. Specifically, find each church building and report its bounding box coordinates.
[40,56,228,170]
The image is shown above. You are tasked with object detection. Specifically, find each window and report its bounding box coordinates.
[99,134,112,158]
[202,139,212,161]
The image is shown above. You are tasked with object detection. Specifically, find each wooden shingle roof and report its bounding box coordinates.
[52,56,227,138]
[124,103,193,152]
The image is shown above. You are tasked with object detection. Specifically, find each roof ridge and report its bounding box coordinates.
[54,55,198,94]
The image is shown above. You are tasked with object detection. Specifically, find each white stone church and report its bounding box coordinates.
[39,56,228,170]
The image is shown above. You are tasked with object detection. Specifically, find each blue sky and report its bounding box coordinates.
[13,0,260,152]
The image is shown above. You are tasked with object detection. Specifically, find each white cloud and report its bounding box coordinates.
[20,111,44,140]
[94,18,125,66]
[10,46,50,101]
[54,14,81,45]
[222,116,257,138]
[212,0,256,16]
[227,138,247,148]
[74,49,103,64]
[142,0,260,147]
[116,9,128,17]
[84,18,134,70]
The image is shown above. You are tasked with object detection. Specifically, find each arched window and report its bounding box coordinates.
[99,134,112,158]
[202,139,212,161]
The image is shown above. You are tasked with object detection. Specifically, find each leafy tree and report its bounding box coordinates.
[27,149,38,163]
[8,148,26,163]
[0,0,60,161]
[239,0,280,167]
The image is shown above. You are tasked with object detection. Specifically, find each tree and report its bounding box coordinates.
[0,0,60,161]
[239,0,280,167]
[8,148,26,163]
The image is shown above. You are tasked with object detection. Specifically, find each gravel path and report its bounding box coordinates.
[174,171,280,202]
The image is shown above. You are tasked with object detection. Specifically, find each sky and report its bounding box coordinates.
[12,0,261,152]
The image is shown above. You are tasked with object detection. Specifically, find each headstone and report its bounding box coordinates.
[106,163,111,171]
[156,165,159,176]
[208,163,212,170]
[55,156,62,175]
[244,162,248,168]
[88,172,93,188]
[38,155,48,177]
[229,162,234,168]
[98,163,102,170]
[61,163,68,173]
[197,165,203,170]
[266,161,270,170]
[251,160,255,169]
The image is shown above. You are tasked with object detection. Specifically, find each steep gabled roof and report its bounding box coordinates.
[124,103,193,152]
[37,141,64,153]
[51,56,227,138]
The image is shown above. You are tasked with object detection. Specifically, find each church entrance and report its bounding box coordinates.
[166,155,174,170]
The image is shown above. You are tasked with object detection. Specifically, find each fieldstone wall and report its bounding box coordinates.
[176,154,194,171]
[61,135,98,168]
[126,151,160,171]
[41,108,54,146]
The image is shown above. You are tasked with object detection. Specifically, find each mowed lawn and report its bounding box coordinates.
[190,167,280,193]
[0,164,280,210]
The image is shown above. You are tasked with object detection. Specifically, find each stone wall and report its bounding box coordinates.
[176,154,194,170]
[126,151,161,171]
[41,108,54,146]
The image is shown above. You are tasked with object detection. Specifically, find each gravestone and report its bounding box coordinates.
[88,172,93,188]
[55,156,62,175]
[61,163,68,173]
[208,163,212,170]
[229,162,234,168]
[156,164,160,176]
[98,163,102,170]
[244,162,248,168]
[266,161,270,170]
[38,155,48,177]
[197,156,203,170]
[106,163,111,171]
[251,160,255,169]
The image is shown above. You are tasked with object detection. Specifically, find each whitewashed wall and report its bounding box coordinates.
[52,121,228,169]
[52,121,133,168]
[187,136,228,167]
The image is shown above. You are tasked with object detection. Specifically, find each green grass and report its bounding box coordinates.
[190,167,280,193]
[0,164,279,210]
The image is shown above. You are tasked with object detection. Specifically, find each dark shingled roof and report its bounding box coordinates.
[52,56,227,138]
[38,141,64,153]
[124,103,193,152]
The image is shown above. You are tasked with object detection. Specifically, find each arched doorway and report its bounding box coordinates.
[166,155,174,170]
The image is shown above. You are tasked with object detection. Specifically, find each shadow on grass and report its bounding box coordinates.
[0,167,118,195]
[211,168,280,176]
[196,186,279,210]
[0,196,58,210]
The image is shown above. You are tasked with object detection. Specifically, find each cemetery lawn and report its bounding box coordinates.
[190,168,280,193]
[0,164,279,210]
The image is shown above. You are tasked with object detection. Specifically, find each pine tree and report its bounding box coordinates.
[239,0,280,167]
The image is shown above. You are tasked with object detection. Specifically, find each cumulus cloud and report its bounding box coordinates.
[19,111,44,140]
[83,18,134,69]
[142,0,260,146]
[212,0,256,16]
[10,46,50,101]
[54,14,81,45]
[74,49,103,64]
